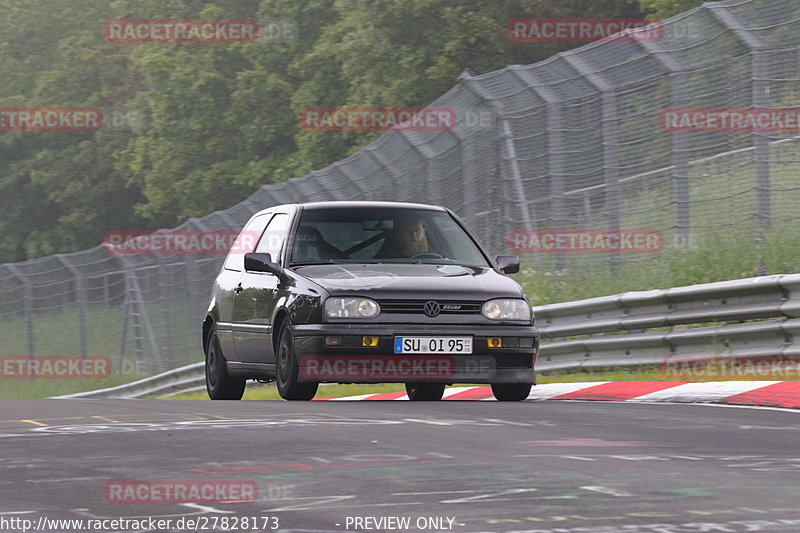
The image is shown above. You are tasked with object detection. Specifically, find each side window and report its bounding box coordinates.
[255,213,290,264]
[223,213,271,272]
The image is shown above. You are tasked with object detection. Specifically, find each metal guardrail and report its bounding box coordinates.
[535,273,800,372]
[53,273,800,399]
[52,362,204,399]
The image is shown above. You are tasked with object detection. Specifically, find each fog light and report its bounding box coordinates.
[519,337,534,348]
[362,336,380,347]
[487,337,503,348]
[324,336,342,347]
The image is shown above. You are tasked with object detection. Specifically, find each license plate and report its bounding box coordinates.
[393,336,472,354]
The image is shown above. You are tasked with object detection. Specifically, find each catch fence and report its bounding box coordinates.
[1,0,799,378]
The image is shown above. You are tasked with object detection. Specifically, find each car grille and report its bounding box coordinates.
[378,299,482,315]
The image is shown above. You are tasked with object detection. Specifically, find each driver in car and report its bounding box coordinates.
[375,218,429,258]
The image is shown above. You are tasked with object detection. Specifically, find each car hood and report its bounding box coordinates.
[292,263,525,300]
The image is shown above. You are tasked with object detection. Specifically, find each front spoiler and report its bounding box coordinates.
[290,323,537,385]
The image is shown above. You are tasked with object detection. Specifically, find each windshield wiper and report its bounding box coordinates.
[290,259,382,266]
[290,259,337,266]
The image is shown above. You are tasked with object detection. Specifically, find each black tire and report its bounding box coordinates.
[205,325,245,400]
[491,383,531,402]
[405,382,446,401]
[276,324,318,401]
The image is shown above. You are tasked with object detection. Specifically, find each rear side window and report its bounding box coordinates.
[223,213,271,272]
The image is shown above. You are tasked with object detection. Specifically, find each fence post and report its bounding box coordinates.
[55,255,88,356]
[752,50,772,236]
[561,53,622,273]
[5,264,35,356]
[508,67,569,269]
[335,161,373,199]
[157,254,175,368]
[366,146,404,204]
[116,255,162,374]
[459,71,537,263]
[706,4,770,236]
[636,37,691,241]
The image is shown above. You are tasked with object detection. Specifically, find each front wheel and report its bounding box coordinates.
[205,325,245,400]
[491,383,531,402]
[276,324,318,401]
[405,383,445,401]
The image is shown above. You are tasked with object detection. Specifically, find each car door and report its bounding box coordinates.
[215,213,272,361]
[232,211,291,364]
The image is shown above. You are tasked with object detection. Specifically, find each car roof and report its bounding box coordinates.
[251,200,449,217]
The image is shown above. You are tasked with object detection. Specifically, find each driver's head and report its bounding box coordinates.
[389,218,428,256]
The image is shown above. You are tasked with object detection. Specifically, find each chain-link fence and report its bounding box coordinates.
[1,0,799,379]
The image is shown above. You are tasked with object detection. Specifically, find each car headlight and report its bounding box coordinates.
[325,297,381,319]
[481,299,531,321]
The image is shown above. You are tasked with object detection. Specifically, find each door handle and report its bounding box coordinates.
[234,283,243,295]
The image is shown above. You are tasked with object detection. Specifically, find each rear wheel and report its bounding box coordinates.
[405,383,445,401]
[276,324,318,401]
[491,383,531,402]
[205,325,245,400]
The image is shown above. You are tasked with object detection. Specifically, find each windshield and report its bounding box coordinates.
[290,207,489,267]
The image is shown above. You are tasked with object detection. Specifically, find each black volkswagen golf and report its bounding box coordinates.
[203,201,538,401]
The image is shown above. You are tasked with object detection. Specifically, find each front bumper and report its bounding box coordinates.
[290,323,538,384]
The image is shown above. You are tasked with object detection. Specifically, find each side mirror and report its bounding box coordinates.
[244,253,282,276]
[495,255,520,275]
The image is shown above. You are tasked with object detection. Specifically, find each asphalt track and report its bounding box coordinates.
[1,399,800,533]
